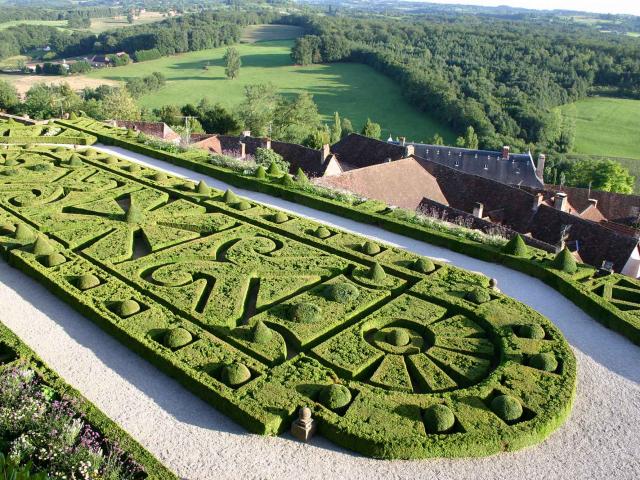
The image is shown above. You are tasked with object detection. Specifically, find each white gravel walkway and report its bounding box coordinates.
[0,143,639,480]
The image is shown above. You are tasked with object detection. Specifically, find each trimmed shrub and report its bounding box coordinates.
[153,172,167,182]
[14,223,34,242]
[529,352,558,372]
[319,384,352,410]
[313,226,331,239]
[325,282,359,303]
[0,223,15,235]
[279,174,294,187]
[117,300,141,318]
[291,302,322,323]
[362,241,381,255]
[68,154,83,167]
[295,168,309,184]
[518,324,545,339]
[491,395,523,421]
[125,204,145,224]
[76,274,100,291]
[250,320,273,344]
[368,262,386,282]
[32,235,54,256]
[272,212,288,224]
[4,158,17,167]
[42,252,66,267]
[387,328,410,347]
[105,156,118,165]
[502,234,528,257]
[235,201,252,211]
[163,328,192,349]
[222,363,251,386]
[254,165,267,179]
[552,248,577,274]
[128,164,141,174]
[197,180,210,195]
[222,189,239,204]
[267,161,281,176]
[423,404,455,433]
[413,257,435,273]
[465,287,491,304]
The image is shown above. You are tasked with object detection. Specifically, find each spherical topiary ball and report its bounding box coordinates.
[413,257,435,273]
[105,156,118,165]
[465,287,491,304]
[319,384,352,410]
[529,352,558,372]
[387,328,410,347]
[491,395,523,422]
[222,363,251,386]
[314,226,331,239]
[77,274,100,291]
[153,172,167,182]
[43,253,66,268]
[117,299,141,318]
[325,282,359,303]
[291,303,322,323]
[362,241,381,255]
[236,201,252,211]
[423,404,455,433]
[163,328,193,349]
[250,320,273,344]
[273,212,288,224]
[518,324,545,340]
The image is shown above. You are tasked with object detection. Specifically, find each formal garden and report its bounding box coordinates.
[0,143,579,460]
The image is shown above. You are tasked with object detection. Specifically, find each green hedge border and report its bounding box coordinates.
[0,321,177,479]
[57,119,640,346]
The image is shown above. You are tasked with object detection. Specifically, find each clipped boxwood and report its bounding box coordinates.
[502,234,528,256]
[325,282,359,303]
[222,363,252,386]
[491,395,523,422]
[465,287,491,304]
[291,303,322,323]
[319,384,352,410]
[552,248,577,274]
[163,328,192,349]
[529,352,558,372]
[423,404,455,433]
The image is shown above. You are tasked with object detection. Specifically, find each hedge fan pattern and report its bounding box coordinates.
[0,145,576,459]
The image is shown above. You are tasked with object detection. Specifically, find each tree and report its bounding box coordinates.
[224,47,241,80]
[565,158,634,194]
[463,126,479,149]
[100,88,141,120]
[330,112,342,144]
[237,83,279,137]
[303,126,331,149]
[431,133,444,145]
[24,83,81,119]
[0,80,20,113]
[127,12,135,24]
[154,104,182,126]
[69,61,91,75]
[341,117,354,138]
[192,99,241,134]
[272,92,321,144]
[361,118,381,139]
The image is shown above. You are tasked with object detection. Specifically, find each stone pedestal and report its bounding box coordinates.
[291,407,316,442]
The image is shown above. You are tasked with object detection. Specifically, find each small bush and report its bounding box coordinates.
[0,223,15,235]
[197,180,210,195]
[362,241,381,255]
[491,395,523,421]
[423,404,455,433]
[413,257,435,273]
[14,223,34,242]
[250,320,273,344]
[163,328,192,349]
[386,328,410,347]
[465,287,491,304]
[42,252,66,267]
[325,282,359,303]
[117,299,141,318]
[313,226,331,239]
[68,154,83,167]
[319,384,352,410]
[4,157,17,167]
[31,235,53,256]
[222,362,251,386]
[223,189,239,204]
[125,204,144,224]
[128,164,141,174]
[76,274,100,291]
[518,324,545,339]
[552,248,577,274]
[279,173,294,187]
[291,302,322,323]
[105,156,118,165]
[502,234,528,257]
[267,161,282,177]
[295,168,309,183]
[254,165,267,179]
[529,352,558,372]
[256,148,289,173]
[153,172,167,182]
[368,262,386,282]
[235,200,252,211]
[272,212,288,224]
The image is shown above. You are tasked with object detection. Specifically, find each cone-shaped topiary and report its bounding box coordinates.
[14,223,34,242]
[163,328,192,349]
[529,352,558,372]
[68,154,83,167]
[267,161,281,176]
[126,129,137,138]
[279,173,294,187]
[294,167,309,183]
[153,172,167,182]
[42,252,66,267]
[387,328,410,347]
[69,112,78,120]
[518,324,545,339]
[254,165,267,179]
[32,235,54,256]
[250,320,273,344]
[105,156,118,165]
[125,203,145,224]
[502,234,528,257]
[77,273,100,290]
[4,157,17,167]
[222,362,251,386]
[235,200,252,211]
[465,287,491,304]
[552,247,577,274]
[0,223,15,235]
[314,226,331,239]
[423,404,455,433]
[54,146,67,153]
[362,241,381,255]
[272,212,288,224]
[117,299,141,318]
[368,262,386,282]
[128,164,140,173]
[222,189,239,204]
[291,302,322,323]
[491,395,523,422]
[197,180,210,195]
[320,384,352,410]
[413,257,435,273]
[325,282,359,303]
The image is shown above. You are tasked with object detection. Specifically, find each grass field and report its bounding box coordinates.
[240,24,304,43]
[88,12,167,34]
[86,40,454,142]
[0,19,69,31]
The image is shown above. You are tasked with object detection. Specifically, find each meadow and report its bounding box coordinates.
[87,40,454,142]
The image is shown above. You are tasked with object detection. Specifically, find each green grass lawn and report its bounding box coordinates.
[87,40,454,142]
[0,19,69,31]
[240,24,304,43]
[560,97,640,160]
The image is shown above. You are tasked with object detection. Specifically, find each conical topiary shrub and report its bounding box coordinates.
[0,223,15,236]
[153,172,167,182]
[362,241,381,255]
[413,257,435,273]
[552,247,577,274]
[267,161,281,176]
[235,200,252,211]
[14,223,34,242]
[77,273,100,290]
[221,362,251,386]
[273,212,288,224]
[68,154,83,167]
[279,173,294,187]
[197,180,210,195]
[502,234,528,257]
[42,252,66,267]
[105,156,118,165]
[368,262,386,282]
[125,203,144,224]
[32,235,54,256]
[222,189,239,204]
[250,320,273,344]
[255,165,267,179]
[295,167,309,184]
[4,157,17,167]
[69,112,78,120]
[313,226,331,239]
[128,164,141,174]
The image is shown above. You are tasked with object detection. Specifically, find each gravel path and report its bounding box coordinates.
[0,144,639,480]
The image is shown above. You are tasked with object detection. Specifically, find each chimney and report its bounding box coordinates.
[554,192,568,212]
[238,142,246,159]
[400,136,406,146]
[320,144,330,164]
[588,198,598,209]
[472,202,484,218]
[242,130,251,138]
[502,146,510,159]
[264,139,272,150]
[533,193,544,211]
[404,145,415,157]
[536,153,546,180]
